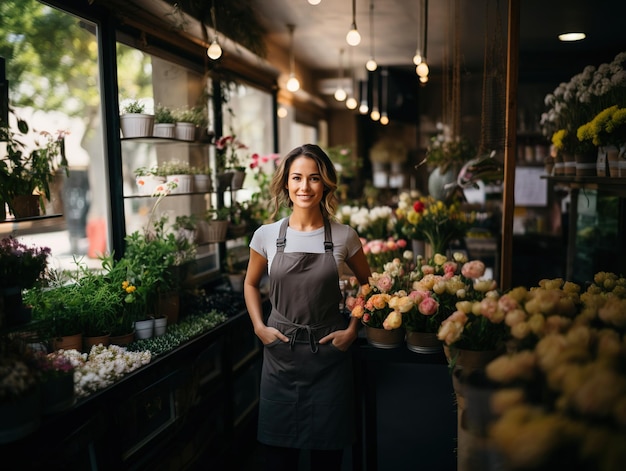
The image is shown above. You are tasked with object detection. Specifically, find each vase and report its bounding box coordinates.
[175,122,196,141]
[52,333,83,352]
[428,166,457,200]
[406,330,442,354]
[363,324,405,349]
[154,316,168,336]
[411,239,426,259]
[0,387,41,444]
[134,318,154,340]
[110,330,135,346]
[83,333,110,352]
[41,374,75,415]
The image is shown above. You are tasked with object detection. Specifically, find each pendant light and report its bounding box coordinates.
[359,79,369,114]
[345,48,358,110]
[415,0,429,79]
[379,67,389,125]
[286,24,301,92]
[365,0,378,72]
[334,48,347,102]
[308,0,322,5]
[207,1,222,60]
[370,70,380,121]
[346,0,361,46]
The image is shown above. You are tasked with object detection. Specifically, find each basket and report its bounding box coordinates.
[204,220,229,242]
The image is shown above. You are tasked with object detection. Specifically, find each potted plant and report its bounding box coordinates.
[157,160,193,193]
[153,104,176,139]
[119,99,154,138]
[215,134,248,190]
[204,206,231,243]
[173,107,200,141]
[0,112,69,218]
[134,165,165,196]
[190,165,212,193]
[224,247,246,293]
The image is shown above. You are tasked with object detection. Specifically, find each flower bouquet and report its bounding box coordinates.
[338,204,396,240]
[396,195,474,256]
[360,237,410,274]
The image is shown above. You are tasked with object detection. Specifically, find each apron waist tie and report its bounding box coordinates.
[288,323,319,353]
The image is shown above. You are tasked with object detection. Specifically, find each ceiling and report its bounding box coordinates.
[249,0,626,84]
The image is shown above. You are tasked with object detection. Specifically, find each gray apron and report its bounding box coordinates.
[258,217,354,450]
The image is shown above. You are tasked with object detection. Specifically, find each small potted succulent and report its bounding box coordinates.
[119,99,154,138]
[153,104,176,139]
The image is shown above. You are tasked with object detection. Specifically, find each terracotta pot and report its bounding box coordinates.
[83,334,110,352]
[110,330,135,346]
[52,333,83,352]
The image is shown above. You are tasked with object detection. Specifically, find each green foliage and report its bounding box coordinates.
[154,104,175,123]
[122,99,146,114]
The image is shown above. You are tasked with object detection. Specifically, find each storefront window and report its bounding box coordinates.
[1,1,109,271]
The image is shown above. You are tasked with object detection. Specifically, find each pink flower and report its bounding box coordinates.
[418,297,439,316]
[375,274,393,292]
[396,239,408,249]
[461,260,486,279]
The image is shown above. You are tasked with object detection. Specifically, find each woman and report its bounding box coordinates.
[244,144,371,471]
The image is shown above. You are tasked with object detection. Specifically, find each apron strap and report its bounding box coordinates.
[323,218,333,253]
[276,217,289,252]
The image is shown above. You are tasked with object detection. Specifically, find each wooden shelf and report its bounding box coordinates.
[0,213,63,225]
[543,175,626,197]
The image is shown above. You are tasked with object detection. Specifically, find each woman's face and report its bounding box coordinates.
[286,156,324,211]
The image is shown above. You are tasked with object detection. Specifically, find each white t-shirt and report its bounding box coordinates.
[249,217,363,276]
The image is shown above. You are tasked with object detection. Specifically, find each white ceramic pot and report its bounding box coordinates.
[175,122,196,141]
[154,316,167,337]
[134,318,154,340]
[120,113,154,138]
[167,174,193,194]
[136,175,166,195]
[153,123,175,139]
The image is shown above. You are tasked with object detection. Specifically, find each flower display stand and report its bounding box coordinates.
[405,331,442,354]
[41,374,75,415]
[364,325,405,349]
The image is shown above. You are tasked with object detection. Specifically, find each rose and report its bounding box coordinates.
[461,260,486,279]
[418,296,439,316]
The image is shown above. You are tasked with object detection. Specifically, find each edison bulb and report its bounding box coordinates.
[277,106,288,118]
[416,62,429,77]
[286,74,300,92]
[307,0,321,5]
[380,113,389,125]
[334,88,347,102]
[370,107,380,121]
[346,28,361,46]
[359,102,368,114]
[419,75,429,84]
[346,96,358,110]
[413,50,422,65]
[366,58,378,72]
[207,40,222,60]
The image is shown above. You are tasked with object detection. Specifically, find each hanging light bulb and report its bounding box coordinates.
[345,50,358,110]
[358,79,368,114]
[307,0,322,5]
[379,67,389,125]
[370,70,379,121]
[413,49,422,65]
[419,75,429,84]
[365,0,377,71]
[334,49,346,102]
[346,0,361,46]
[286,24,300,92]
[207,2,222,60]
[346,96,358,110]
[370,107,380,121]
[416,61,429,78]
[380,112,389,125]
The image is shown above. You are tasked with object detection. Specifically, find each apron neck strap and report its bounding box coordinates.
[275,217,334,253]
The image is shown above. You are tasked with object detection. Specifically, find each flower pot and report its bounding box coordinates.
[120,113,154,138]
[41,374,75,415]
[227,273,245,293]
[193,174,212,193]
[363,325,405,349]
[136,175,166,196]
[406,330,442,354]
[204,220,229,243]
[110,330,136,346]
[230,169,246,190]
[606,145,620,177]
[10,194,41,218]
[561,152,576,176]
[52,333,83,352]
[167,174,193,193]
[153,123,175,139]
[443,345,501,373]
[134,318,154,340]
[216,171,234,191]
[175,122,196,141]
[574,149,597,176]
[154,316,167,336]
[83,334,110,352]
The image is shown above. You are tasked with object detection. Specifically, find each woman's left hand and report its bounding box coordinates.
[319,328,357,352]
